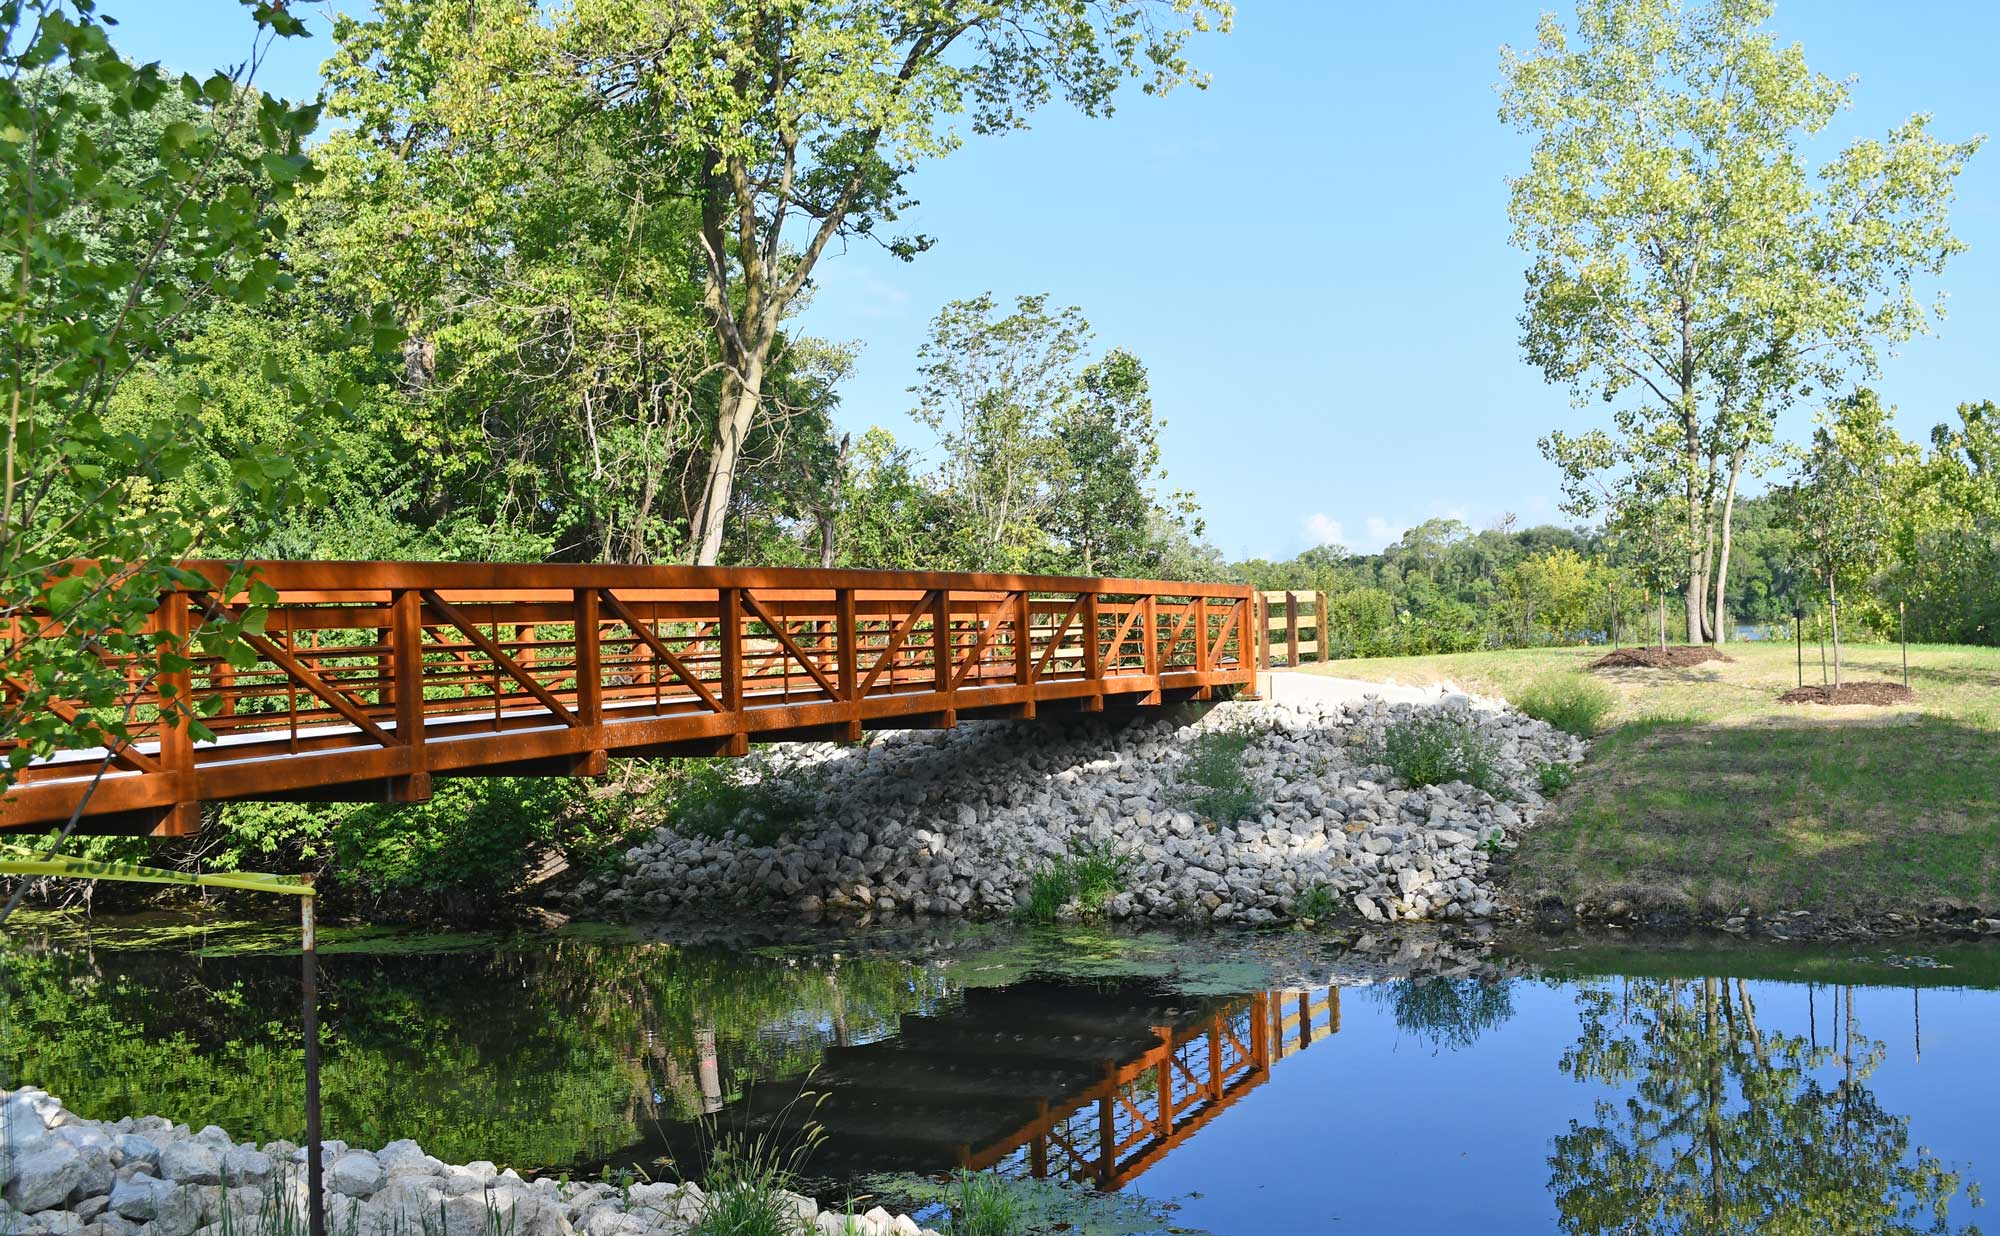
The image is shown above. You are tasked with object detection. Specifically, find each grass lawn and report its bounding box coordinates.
[1301,642,2000,920]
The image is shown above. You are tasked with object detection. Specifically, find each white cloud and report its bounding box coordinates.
[1359,517,1403,552]
[1303,512,1346,547]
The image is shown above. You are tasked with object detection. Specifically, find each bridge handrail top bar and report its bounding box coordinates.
[107,560,1257,598]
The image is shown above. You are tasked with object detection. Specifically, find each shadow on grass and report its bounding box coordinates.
[1515,713,2000,917]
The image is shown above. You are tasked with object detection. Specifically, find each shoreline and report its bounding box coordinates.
[0,1091,942,1236]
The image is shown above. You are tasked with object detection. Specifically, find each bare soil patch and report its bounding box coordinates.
[1589,645,1728,671]
[1778,681,1918,707]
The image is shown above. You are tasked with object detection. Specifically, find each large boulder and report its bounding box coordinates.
[328,1150,385,1199]
[108,1174,175,1221]
[5,1145,84,1214]
[157,1141,222,1186]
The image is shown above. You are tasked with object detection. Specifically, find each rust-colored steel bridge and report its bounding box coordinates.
[3,562,1258,836]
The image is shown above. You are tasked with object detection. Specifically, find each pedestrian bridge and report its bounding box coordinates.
[3,563,1258,836]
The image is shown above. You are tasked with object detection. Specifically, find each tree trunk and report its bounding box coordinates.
[1830,575,1842,688]
[1658,591,1667,652]
[689,361,765,566]
[1712,449,1745,647]
[816,433,850,570]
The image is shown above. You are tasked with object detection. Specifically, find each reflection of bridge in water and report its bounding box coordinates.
[629,977,1341,1192]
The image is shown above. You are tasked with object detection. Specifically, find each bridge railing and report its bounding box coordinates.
[3,562,1257,835]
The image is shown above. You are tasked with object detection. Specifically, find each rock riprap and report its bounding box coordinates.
[587,693,1584,925]
[0,1090,939,1236]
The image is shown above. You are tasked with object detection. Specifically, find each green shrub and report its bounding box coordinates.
[1015,838,1133,923]
[1293,883,1338,922]
[944,1172,1024,1236]
[1512,671,1615,737]
[1375,710,1499,792]
[1175,725,1264,823]
[1537,761,1575,795]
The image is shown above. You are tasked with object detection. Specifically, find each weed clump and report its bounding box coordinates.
[1016,838,1134,923]
[1536,761,1575,795]
[1174,725,1265,824]
[685,1126,825,1236]
[1512,671,1616,737]
[1293,883,1338,922]
[944,1171,1024,1236]
[1374,710,1499,792]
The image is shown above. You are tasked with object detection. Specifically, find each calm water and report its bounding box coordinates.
[2,918,1993,1234]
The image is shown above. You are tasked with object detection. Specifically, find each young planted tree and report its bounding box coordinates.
[2,0,383,804]
[1503,0,1981,645]
[554,0,1230,565]
[1776,390,1914,685]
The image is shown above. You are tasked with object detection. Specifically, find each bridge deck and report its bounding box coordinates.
[4,562,1256,835]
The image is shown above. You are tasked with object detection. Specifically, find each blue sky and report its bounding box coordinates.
[111,1,2000,559]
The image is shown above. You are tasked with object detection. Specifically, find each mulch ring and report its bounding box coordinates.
[1589,645,1729,671]
[1777,681,1918,707]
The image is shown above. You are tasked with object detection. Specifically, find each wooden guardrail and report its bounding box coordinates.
[1255,590,1332,668]
[3,562,1257,836]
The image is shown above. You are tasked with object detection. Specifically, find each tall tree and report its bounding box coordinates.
[1046,348,1201,577]
[1503,0,1981,644]
[554,0,1230,564]
[911,293,1082,571]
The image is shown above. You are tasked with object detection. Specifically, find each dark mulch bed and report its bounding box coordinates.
[1589,645,1729,670]
[1778,681,1918,707]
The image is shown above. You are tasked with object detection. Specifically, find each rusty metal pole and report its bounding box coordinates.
[301,889,325,1236]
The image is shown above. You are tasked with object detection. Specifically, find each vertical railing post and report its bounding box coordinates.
[1081,591,1102,710]
[1141,593,1159,704]
[931,589,952,704]
[717,587,745,755]
[389,589,431,802]
[717,587,742,709]
[1014,591,1034,688]
[1285,592,1300,667]
[836,588,860,741]
[1195,596,1211,675]
[153,592,198,837]
[572,588,604,776]
[1014,590,1037,720]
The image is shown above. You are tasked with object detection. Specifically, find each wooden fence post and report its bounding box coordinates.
[1285,592,1299,667]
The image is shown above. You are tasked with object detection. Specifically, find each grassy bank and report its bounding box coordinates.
[1304,642,2000,923]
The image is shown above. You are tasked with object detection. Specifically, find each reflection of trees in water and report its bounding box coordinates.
[1373,976,1517,1052]
[0,938,948,1169]
[1550,978,1980,1235]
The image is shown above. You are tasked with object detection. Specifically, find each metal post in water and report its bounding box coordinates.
[302,890,325,1236]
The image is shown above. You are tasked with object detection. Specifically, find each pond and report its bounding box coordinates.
[2,916,1993,1234]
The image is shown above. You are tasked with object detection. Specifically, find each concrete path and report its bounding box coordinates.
[1255,669,1473,708]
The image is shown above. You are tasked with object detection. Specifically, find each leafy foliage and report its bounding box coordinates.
[0,0,391,793]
